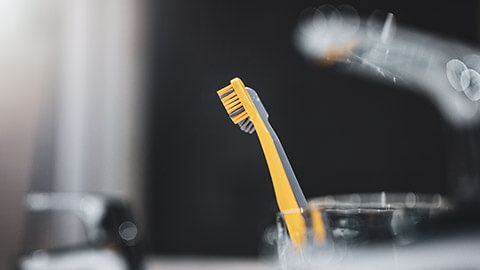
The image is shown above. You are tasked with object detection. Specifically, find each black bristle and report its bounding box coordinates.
[219,89,234,99]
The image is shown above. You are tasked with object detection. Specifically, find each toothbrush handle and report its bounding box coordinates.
[254,118,306,247]
[265,121,307,208]
[246,87,307,208]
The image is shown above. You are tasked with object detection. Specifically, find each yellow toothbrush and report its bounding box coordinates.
[217,77,307,247]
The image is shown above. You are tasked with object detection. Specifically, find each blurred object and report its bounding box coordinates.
[50,0,145,247]
[0,0,60,268]
[18,193,144,270]
[296,5,480,127]
[20,249,127,270]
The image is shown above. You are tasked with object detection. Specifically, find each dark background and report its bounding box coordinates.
[144,0,479,256]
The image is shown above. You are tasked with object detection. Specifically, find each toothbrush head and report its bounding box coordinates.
[217,78,256,134]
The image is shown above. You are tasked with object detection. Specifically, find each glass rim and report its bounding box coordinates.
[278,192,452,216]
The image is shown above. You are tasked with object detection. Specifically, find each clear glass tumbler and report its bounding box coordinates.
[276,192,451,270]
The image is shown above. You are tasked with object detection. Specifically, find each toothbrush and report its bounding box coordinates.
[217,77,307,247]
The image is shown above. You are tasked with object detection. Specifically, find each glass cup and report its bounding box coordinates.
[276,192,451,269]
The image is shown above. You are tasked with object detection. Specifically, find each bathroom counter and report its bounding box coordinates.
[147,256,273,270]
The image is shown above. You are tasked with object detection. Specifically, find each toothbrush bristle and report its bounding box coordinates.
[238,117,256,134]
[217,85,256,134]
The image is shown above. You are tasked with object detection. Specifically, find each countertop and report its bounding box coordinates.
[146,256,274,270]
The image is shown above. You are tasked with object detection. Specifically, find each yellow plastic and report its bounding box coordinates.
[317,39,358,66]
[217,78,306,248]
[310,208,326,244]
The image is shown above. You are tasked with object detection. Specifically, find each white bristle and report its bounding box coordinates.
[237,117,256,134]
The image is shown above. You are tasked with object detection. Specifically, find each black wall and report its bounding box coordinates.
[145,0,479,256]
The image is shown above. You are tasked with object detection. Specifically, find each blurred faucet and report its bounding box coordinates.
[18,193,144,270]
